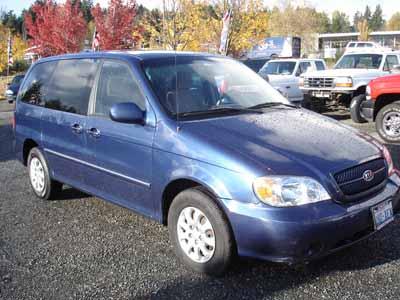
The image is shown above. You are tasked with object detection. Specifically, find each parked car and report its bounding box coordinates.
[15,52,400,275]
[258,58,326,103]
[345,41,392,53]
[354,73,400,143]
[300,51,400,112]
[5,74,25,103]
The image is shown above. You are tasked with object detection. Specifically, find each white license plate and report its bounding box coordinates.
[312,91,330,98]
[371,200,394,230]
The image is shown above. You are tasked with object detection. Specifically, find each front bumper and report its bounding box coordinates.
[221,178,400,264]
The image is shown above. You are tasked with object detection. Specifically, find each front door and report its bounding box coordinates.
[85,59,156,216]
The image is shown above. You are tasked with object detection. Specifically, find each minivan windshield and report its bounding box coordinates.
[143,56,288,118]
[335,54,383,69]
[259,61,296,75]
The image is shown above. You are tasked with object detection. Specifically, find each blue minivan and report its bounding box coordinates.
[14,51,400,275]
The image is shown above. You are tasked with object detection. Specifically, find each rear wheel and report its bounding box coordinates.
[168,188,234,276]
[376,102,400,143]
[28,147,62,200]
[350,94,367,123]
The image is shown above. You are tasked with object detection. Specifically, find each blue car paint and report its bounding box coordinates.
[14,51,400,264]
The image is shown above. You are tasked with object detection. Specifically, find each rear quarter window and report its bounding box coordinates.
[19,61,57,105]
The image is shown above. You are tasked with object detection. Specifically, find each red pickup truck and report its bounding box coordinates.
[355,73,400,143]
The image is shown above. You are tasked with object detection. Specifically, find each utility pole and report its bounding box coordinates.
[162,0,166,49]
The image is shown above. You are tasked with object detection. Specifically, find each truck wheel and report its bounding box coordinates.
[168,187,235,276]
[350,94,367,123]
[376,103,400,143]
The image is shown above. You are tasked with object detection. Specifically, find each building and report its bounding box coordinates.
[318,30,400,58]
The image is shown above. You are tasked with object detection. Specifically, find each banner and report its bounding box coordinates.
[219,10,231,55]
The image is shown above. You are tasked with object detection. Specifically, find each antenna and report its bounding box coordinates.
[175,42,179,132]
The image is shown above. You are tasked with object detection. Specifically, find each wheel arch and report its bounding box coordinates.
[373,94,400,120]
[22,138,39,166]
[161,177,221,226]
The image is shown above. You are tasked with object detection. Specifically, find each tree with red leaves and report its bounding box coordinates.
[91,0,141,50]
[25,0,87,57]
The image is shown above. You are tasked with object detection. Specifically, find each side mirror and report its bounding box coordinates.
[110,102,145,125]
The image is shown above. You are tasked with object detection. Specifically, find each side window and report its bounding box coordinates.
[384,55,399,71]
[95,60,146,117]
[19,61,57,105]
[296,62,311,76]
[348,42,355,48]
[315,61,325,71]
[45,59,99,115]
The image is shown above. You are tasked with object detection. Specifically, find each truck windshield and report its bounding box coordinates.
[143,56,287,118]
[259,61,296,75]
[335,54,383,69]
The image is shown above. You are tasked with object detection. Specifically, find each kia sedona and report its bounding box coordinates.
[14,51,400,275]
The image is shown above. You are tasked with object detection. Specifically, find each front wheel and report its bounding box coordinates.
[376,102,400,143]
[168,188,235,276]
[28,147,62,200]
[350,94,367,123]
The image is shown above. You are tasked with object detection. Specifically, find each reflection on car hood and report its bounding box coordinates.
[183,109,381,180]
[303,69,382,78]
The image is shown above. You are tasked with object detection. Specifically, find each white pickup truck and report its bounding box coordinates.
[299,51,400,116]
[258,58,327,103]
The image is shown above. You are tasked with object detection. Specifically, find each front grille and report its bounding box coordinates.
[304,77,334,88]
[334,158,388,203]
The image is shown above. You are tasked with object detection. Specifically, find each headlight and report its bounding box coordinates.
[334,77,353,88]
[5,89,14,96]
[299,77,304,87]
[253,176,330,207]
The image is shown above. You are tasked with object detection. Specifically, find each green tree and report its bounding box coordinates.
[363,5,372,24]
[352,11,362,32]
[0,10,24,34]
[370,5,384,31]
[331,11,351,33]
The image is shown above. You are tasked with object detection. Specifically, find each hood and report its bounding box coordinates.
[371,73,400,84]
[303,68,381,78]
[182,109,381,183]
[267,74,296,84]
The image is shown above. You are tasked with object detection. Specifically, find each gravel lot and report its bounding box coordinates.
[1,101,400,300]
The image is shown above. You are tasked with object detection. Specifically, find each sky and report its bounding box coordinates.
[0,0,399,20]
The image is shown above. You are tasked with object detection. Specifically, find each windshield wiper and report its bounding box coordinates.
[176,106,264,118]
[248,102,298,109]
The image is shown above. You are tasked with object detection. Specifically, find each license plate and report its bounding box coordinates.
[312,91,330,98]
[371,200,394,230]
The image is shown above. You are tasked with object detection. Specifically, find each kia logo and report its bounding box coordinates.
[363,170,374,182]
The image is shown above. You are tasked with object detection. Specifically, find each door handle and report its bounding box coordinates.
[286,86,291,89]
[71,123,83,134]
[87,127,101,138]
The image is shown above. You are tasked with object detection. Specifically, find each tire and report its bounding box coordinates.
[350,94,367,123]
[27,147,62,200]
[168,187,235,276]
[376,102,400,144]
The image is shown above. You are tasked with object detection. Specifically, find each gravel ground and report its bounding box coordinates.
[1,101,400,300]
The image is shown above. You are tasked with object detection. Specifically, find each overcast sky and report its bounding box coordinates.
[0,0,399,19]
